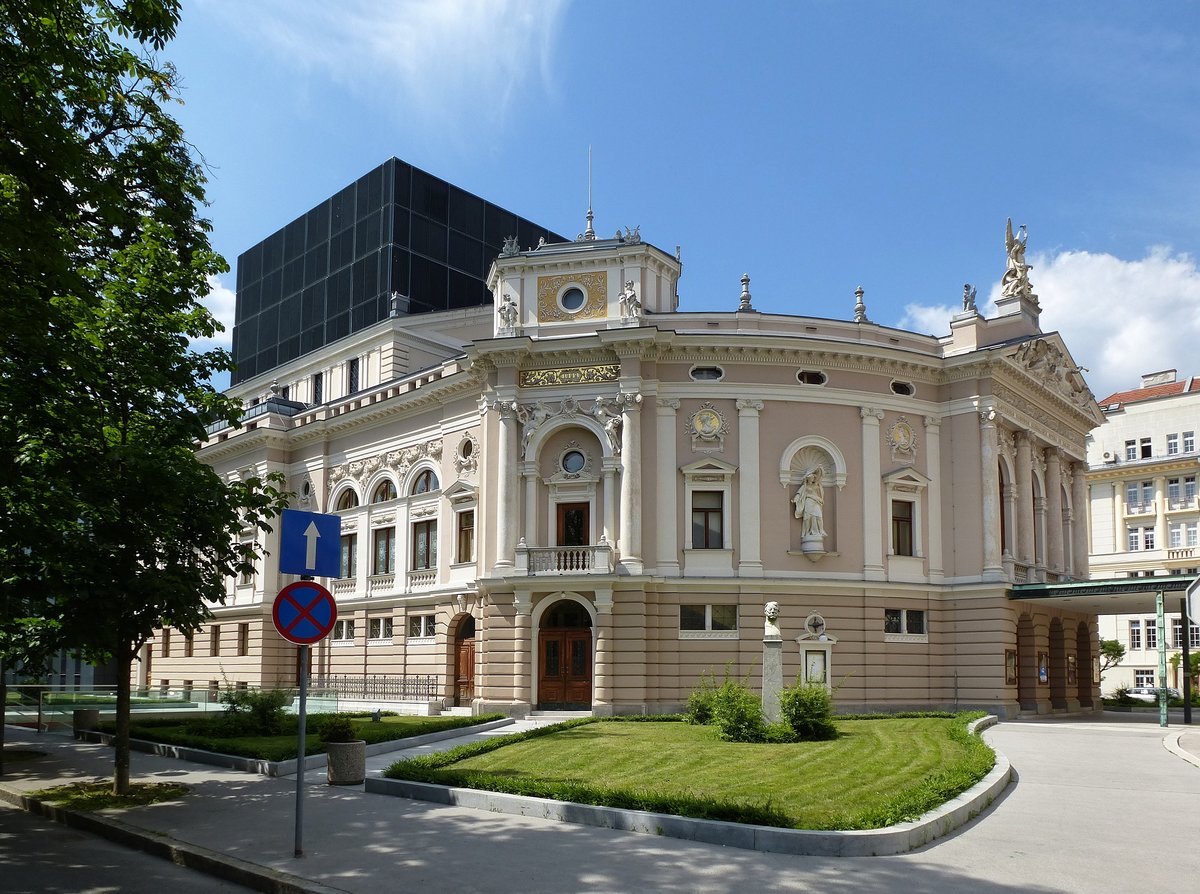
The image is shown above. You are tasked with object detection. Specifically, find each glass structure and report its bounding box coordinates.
[231,158,567,384]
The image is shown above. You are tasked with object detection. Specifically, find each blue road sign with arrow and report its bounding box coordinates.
[278,509,341,578]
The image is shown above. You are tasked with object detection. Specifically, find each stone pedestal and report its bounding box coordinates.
[762,636,783,722]
[72,708,100,740]
[326,740,366,785]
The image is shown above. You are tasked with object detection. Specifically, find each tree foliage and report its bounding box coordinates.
[1099,638,1126,673]
[0,1,286,791]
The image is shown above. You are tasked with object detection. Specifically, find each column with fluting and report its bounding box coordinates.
[980,409,1005,580]
[656,398,681,576]
[861,407,885,580]
[737,399,764,577]
[618,391,643,574]
[1046,448,1065,574]
[493,397,519,572]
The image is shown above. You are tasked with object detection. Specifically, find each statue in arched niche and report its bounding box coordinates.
[792,467,827,539]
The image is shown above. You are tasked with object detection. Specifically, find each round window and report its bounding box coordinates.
[461,439,473,458]
[560,287,586,312]
[562,450,586,473]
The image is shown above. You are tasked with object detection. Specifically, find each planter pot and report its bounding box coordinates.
[325,740,366,785]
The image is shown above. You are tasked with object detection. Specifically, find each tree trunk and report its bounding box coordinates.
[113,646,132,795]
[0,659,7,778]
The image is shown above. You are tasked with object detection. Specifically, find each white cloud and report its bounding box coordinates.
[193,275,236,353]
[899,248,1200,402]
[230,0,569,134]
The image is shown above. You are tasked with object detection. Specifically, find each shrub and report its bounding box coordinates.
[217,687,291,736]
[779,681,838,741]
[711,677,766,743]
[318,714,359,743]
[685,670,718,725]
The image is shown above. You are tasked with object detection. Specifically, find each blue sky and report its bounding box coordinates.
[169,1,1200,400]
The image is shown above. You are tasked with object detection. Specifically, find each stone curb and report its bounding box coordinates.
[0,784,343,894]
[1163,731,1200,769]
[365,715,1011,857]
[81,717,515,776]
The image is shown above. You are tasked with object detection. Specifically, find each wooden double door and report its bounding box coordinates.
[537,628,592,709]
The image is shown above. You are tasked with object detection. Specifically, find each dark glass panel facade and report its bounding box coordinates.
[232,157,566,384]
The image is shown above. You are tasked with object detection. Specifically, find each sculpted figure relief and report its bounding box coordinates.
[497,294,518,330]
[764,601,781,637]
[1001,219,1033,300]
[593,398,623,454]
[792,467,826,538]
[618,280,641,318]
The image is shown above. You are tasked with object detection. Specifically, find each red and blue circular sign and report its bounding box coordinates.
[272,581,338,645]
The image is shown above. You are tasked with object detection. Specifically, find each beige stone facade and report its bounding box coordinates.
[148,225,1105,719]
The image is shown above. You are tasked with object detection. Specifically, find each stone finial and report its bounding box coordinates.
[854,286,868,323]
[738,273,754,312]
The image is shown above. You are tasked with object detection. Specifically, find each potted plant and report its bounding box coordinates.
[320,714,366,785]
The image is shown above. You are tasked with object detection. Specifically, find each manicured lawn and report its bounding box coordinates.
[113,713,505,763]
[385,715,994,830]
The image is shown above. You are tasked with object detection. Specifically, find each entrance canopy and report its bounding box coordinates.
[1010,575,1195,615]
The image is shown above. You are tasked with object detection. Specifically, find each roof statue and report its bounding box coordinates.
[1001,219,1036,303]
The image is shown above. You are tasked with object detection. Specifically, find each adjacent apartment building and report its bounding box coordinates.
[142,161,1106,719]
[1086,370,1200,692]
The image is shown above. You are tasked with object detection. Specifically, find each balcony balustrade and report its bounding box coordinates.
[514,539,615,575]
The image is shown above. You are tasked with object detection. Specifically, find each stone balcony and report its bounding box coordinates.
[514,539,615,576]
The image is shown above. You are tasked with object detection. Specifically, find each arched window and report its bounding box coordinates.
[372,480,397,503]
[336,490,359,511]
[411,469,439,495]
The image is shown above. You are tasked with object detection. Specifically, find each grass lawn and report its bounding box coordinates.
[114,713,505,762]
[385,715,994,830]
[33,780,188,811]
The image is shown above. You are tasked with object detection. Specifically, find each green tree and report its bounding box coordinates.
[0,1,286,792]
[1099,639,1126,674]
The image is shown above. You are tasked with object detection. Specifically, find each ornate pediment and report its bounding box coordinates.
[1010,338,1093,409]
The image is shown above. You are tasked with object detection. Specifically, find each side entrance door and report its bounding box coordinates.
[455,615,476,706]
[538,629,592,709]
[557,502,589,547]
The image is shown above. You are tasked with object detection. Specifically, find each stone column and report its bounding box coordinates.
[656,399,681,576]
[602,463,618,546]
[1071,462,1089,577]
[861,407,885,580]
[1153,475,1168,555]
[593,588,614,714]
[980,409,1005,580]
[618,391,644,574]
[1015,431,1035,566]
[762,608,783,722]
[1046,448,1065,574]
[924,415,944,582]
[493,398,519,572]
[737,399,764,577]
[513,591,531,708]
[1034,495,1047,578]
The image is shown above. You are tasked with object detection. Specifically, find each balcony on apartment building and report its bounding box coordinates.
[513,538,615,576]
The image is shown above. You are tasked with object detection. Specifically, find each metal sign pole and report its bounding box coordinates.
[295,644,308,857]
[1157,590,1168,729]
[1182,597,1193,726]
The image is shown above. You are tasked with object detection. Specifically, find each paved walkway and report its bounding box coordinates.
[2,714,1198,893]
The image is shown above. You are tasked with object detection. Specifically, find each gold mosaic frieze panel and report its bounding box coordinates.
[537,271,608,322]
[519,364,620,388]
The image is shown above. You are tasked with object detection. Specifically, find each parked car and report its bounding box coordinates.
[1126,686,1181,702]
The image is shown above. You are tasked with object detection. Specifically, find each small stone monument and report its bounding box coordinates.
[762,601,783,722]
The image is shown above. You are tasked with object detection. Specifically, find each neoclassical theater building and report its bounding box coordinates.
[151,162,1105,718]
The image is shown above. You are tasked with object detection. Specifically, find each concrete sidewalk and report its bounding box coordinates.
[2,715,1198,893]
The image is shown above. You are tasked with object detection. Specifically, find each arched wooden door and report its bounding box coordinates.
[537,599,592,709]
[455,615,476,706]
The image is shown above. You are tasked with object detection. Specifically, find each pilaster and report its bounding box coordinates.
[861,407,885,580]
[656,398,681,576]
[737,399,765,577]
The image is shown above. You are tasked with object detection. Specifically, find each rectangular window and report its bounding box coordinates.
[1170,523,1183,549]
[210,625,221,656]
[1186,431,1196,453]
[1128,619,1141,650]
[1128,528,1140,551]
[1134,669,1156,688]
[368,617,393,641]
[373,527,395,574]
[161,629,171,658]
[312,371,323,404]
[1126,482,1140,508]
[412,520,437,570]
[1142,481,1154,505]
[892,500,914,556]
[1168,433,1180,455]
[237,623,249,656]
[407,614,436,638]
[183,635,193,658]
[1145,619,1158,649]
[348,357,360,394]
[279,384,290,400]
[1125,440,1137,461]
[679,604,738,632]
[884,608,927,637]
[1144,528,1155,550]
[1141,437,1152,459]
[456,510,475,563]
[1173,619,1183,648]
[238,552,254,586]
[1168,478,1182,505]
[690,491,724,549]
[340,533,357,578]
[1189,523,1199,548]
[333,619,354,642]
[1192,623,1200,649]
[1187,476,1197,502]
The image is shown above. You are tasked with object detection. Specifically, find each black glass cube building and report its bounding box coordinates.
[231,158,567,385]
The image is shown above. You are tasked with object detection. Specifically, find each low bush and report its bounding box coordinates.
[216,687,291,736]
[317,713,358,743]
[684,670,718,725]
[778,681,838,741]
[711,677,766,743]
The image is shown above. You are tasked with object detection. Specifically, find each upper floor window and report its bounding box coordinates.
[368,617,393,641]
[340,533,357,579]
[412,469,439,495]
[1125,440,1137,461]
[1128,526,1154,551]
[797,370,827,385]
[333,619,354,643]
[408,614,436,639]
[1186,431,1196,453]
[1128,619,1142,649]
[161,629,171,658]
[1140,437,1152,459]
[891,500,915,556]
[691,491,724,549]
[1167,433,1180,455]
[456,510,475,563]
[373,528,395,575]
[690,366,724,381]
[884,608,926,635]
[1145,618,1158,649]
[336,490,359,511]
[372,480,397,503]
[312,372,323,404]
[348,357,360,394]
[412,520,437,570]
[890,381,915,396]
[210,625,221,656]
